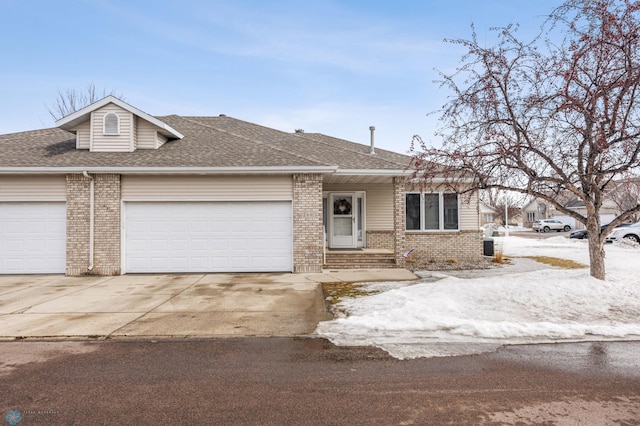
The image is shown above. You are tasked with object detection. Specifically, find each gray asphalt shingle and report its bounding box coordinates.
[0,114,411,171]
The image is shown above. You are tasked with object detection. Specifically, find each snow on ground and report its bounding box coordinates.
[315,236,640,359]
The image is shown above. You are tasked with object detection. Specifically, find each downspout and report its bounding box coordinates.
[82,171,95,271]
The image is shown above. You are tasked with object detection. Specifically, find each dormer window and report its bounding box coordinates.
[103,112,120,135]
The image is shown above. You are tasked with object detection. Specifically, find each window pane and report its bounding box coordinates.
[443,193,459,230]
[424,194,440,230]
[104,113,119,134]
[405,194,421,230]
[357,197,363,242]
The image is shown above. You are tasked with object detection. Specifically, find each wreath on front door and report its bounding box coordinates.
[334,198,352,215]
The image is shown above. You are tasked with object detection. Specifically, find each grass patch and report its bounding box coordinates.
[321,282,379,315]
[492,248,510,264]
[522,256,587,269]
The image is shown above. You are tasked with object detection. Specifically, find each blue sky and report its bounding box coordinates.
[1,0,560,154]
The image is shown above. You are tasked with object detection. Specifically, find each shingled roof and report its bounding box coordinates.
[0,113,412,174]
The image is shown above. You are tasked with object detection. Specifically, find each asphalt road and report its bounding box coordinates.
[1,338,639,425]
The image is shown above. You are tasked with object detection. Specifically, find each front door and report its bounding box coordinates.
[330,193,356,248]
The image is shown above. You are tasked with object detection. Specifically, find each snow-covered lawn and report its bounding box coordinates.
[315,236,640,359]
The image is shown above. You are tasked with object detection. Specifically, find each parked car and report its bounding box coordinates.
[532,219,572,233]
[606,222,640,243]
[570,222,632,239]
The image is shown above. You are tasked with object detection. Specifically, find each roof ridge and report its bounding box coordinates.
[296,132,410,169]
[175,116,332,167]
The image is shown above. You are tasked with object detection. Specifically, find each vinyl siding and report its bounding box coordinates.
[121,175,293,201]
[90,104,134,152]
[157,133,168,147]
[137,119,169,149]
[460,191,479,231]
[0,175,66,201]
[131,113,137,151]
[137,119,157,149]
[74,121,91,149]
[324,183,393,230]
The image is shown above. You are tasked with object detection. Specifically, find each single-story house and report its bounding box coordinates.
[522,196,619,230]
[479,201,499,227]
[0,96,482,276]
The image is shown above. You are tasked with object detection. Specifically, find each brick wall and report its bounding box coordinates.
[404,230,484,264]
[366,230,394,250]
[293,173,323,273]
[393,177,407,266]
[66,174,121,276]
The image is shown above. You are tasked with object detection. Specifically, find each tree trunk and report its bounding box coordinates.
[586,215,606,280]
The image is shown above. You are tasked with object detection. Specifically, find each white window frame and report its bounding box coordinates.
[405,192,460,232]
[527,211,536,222]
[103,112,120,135]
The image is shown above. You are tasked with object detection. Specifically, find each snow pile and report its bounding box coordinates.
[315,236,640,359]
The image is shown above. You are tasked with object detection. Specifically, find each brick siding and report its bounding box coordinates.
[66,173,121,276]
[404,230,484,264]
[366,230,394,250]
[293,173,323,273]
[393,177,407,266]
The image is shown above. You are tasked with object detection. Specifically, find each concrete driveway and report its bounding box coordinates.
[0,269,417,340]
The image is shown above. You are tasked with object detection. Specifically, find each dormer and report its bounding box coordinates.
[55,95,184,152]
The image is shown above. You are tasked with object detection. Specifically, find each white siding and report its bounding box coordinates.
[90,104,134,152]
[0,175,66,201]
[74,121,91,149]
[131,113,137,150]
[137,119,157,149]
[137,119,170,149]
[460,191,479,231]
[324,183,393,230]
[157,132,168,147]
[121,175,293,201]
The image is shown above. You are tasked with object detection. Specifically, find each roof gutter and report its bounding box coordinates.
[332,169,413,176]
[0,166,339,175]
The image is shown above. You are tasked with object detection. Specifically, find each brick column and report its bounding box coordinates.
[66,174,121,276]
[393,176,406,266]
[293,173,323,273]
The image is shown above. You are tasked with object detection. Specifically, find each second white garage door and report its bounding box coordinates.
[125,201,293,273]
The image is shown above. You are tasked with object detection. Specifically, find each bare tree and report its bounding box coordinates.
[48,83,124,120]
[411,0,640,279]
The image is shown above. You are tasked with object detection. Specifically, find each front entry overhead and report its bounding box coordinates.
[124,201,293,273]
[0,202,66,274]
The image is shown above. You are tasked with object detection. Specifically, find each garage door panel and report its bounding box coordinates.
[0,202,66,274]
[125,202,292,273]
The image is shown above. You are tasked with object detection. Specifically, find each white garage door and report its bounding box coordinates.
[0,202,66,274]
[125,202,293,273]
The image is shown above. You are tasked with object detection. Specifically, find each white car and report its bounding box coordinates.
[532,219,572,233]
[605,222,640,243]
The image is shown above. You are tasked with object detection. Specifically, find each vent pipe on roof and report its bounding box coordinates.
[369,126,376,155]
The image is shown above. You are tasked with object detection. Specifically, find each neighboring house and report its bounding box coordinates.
[0,96,482,276]
[509,212,523,228]
[522,196,620,230]
[479,201,499,227]
[522,198,555,228]
[563,197,620,230]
